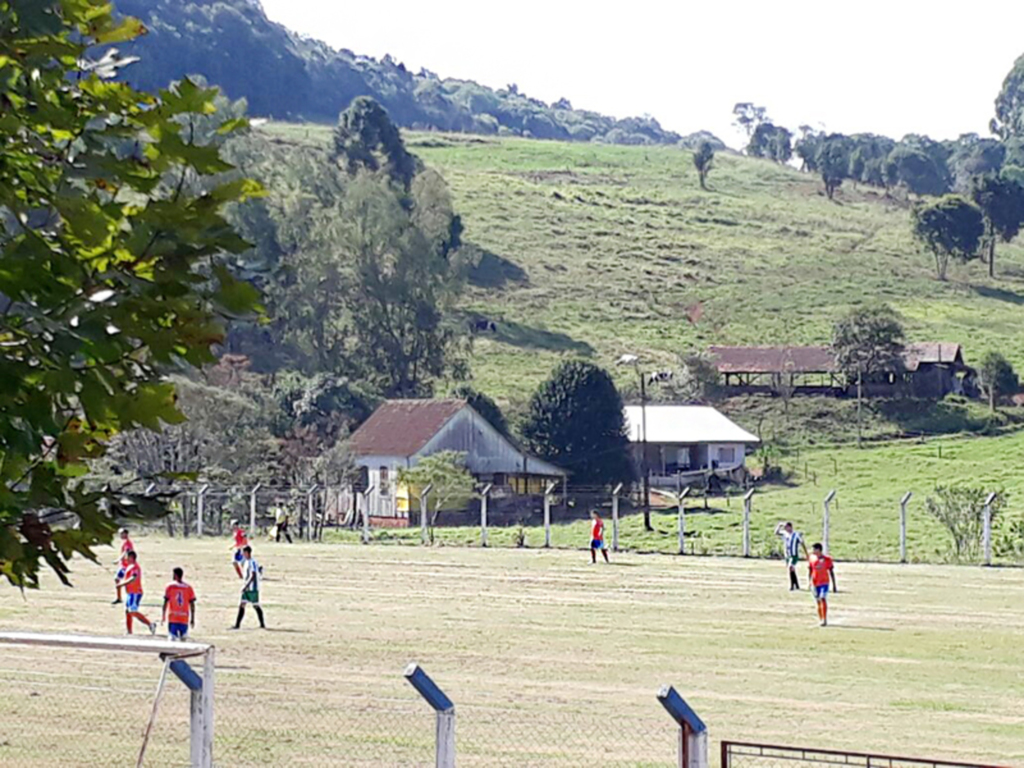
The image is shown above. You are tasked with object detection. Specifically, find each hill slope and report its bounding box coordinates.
[263,124,1024,404]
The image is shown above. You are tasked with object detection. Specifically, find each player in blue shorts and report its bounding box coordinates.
[162,567,197,641]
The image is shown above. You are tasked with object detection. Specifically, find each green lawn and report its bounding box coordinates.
[2,539,1023,766]
[261,123,1024,410]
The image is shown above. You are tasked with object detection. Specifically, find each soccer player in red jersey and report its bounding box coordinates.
[116,551,156,635]
[112,528,134,605]
[808,543,836,627]
[162,567,197,641]
[229,519,248,578]
[590,510,609,564]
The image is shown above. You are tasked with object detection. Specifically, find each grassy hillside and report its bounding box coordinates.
[263,122,1024,408]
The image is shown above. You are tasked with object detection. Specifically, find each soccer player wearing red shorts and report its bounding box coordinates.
[590,510,609,564]
[116,551,156,635]
[808,543,836,627]
[162,567,197,641]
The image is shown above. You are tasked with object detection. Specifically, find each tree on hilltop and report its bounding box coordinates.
[333,96,419,190]
[693,141,715,190]
[970,175,1024,278]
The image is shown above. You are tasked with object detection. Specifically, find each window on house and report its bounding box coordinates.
[676,448,691,468]
[379,466,390,496]
[718,447,736,464]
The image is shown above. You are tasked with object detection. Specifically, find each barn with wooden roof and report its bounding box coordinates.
[349,399,565,521]
[707,343,971,399]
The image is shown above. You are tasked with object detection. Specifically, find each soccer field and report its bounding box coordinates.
[1,537,1023,766]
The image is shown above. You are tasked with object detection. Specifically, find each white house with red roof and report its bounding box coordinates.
[349,399,564,520]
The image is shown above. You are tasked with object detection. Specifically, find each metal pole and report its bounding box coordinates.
[196,485,209,538]
[420,484,433,545]
[404,664,455,768]
[823,489,836,554]
[677,487,691,555]
[640,370,651,531]
[305,485,318,542]
[249,483,261,534]
[900,491,912,564]
[543,481,557,548]
[612,483,623,553]
[983,492,996,566]
[742,489,755,557]
[479,484,492,548]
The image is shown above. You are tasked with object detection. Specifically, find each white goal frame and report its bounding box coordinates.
[0,631,215,768]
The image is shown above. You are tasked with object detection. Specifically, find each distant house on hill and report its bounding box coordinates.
[623,405,760,488]
[349,399,565,521]
[707,343,972,399]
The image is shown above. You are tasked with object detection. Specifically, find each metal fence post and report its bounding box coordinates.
[360,485,374,544]
[900,491,912,564]
[543,481,557,548]
[305,485,318,542]
[612,483,623,553]
[249,483,262,534]
[479,484,492,547]
[657,684,708,768]
[677,487,691,555]
[196,485,209,538]
[823,489,836,554]
[742,489,755,557]
[983,492,996,566]
[420,484,433,545]
[404,663,455,768]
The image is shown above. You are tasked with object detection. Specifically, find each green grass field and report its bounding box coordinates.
[262,123,1024,407]
[1,539,1023,766]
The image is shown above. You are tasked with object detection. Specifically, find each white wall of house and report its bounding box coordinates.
[355,456,407,518]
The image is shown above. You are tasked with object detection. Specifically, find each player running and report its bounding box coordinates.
[808,543,837,627]
[230,519,248,578]
[116,551,156,635]
[232,546,266,630]
[589,510,609,564]
[774,521,808,591]
[162,567,197,641]
[112,527,134,604]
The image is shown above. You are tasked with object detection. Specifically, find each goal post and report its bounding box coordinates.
[0,632,215,768]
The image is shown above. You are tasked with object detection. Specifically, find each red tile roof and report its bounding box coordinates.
[350,399,466,457]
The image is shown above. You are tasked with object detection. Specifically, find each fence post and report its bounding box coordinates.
[657,684,708,768]
[742,489,755,557]
[612,483,623,553]
[249,483,262,534]
[360,485,374,544]
[404,663,455,768]
[543,481,557,548]
[983,492,996,566]
[196,485,209,538]
[305,485,318,542]
[420,484,433,545]
[823,489,836,555]
[677,487,691,555]
[479,484,492,547]
[899,491,912,564]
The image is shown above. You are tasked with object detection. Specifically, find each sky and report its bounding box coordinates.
[259,0,1024,148]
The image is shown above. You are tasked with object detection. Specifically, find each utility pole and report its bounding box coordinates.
[640,369,651,531]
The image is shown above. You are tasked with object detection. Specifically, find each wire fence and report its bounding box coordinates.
[720,741,1010,768]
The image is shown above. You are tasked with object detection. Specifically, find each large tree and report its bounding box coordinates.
[692,141,715,190]
[970,176,1024,278]
[978,352,1019,412]
[333,97,419,191]
[911,196,985,280]
[993,53,1024,140]
[450,385,509,436]
[816,135,851,200]
[0,1,261,587]
[520,361,634,489]
[831,305,905,446]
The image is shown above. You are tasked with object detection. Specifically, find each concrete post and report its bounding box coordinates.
[657,685,708,768]
[420,484,433,545]
[900,491,912,564]
[983,492,997,566]
[479,484,492,547]
[543,481,557,548]
[742,489,755,557]
[360,485,374,544]
[305,485,318,542]
[611,483,623,553]
[677,487,691,555]
[404,663,455,768]
[196,485,209,538]
[249,483,262,534]
[823,489,836,555]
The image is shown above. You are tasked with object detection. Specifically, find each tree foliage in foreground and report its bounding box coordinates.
[0,1,261,587]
